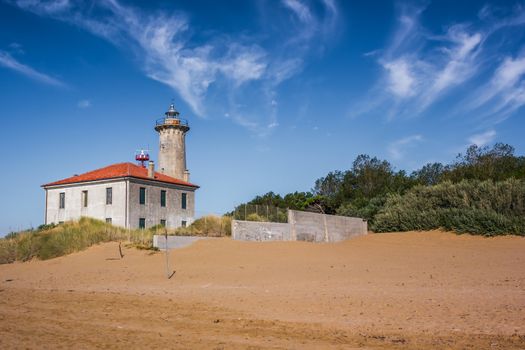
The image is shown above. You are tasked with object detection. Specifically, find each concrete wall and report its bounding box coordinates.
[232,210,367,242]
[232,220,291,241]
[128,179,195,229]
[289,210,367,242]
[153,235,209,250]
[45,180,127,227]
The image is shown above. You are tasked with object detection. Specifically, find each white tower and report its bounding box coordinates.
[155,102,190,181]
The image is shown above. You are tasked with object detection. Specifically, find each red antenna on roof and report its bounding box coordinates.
[135,149,150,168]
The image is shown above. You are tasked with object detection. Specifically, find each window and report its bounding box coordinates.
[139,218,146,229]
[181,220,187,228]
[160,219,166,227]
[160,190,166,207]
[59,192,65,209]
[181,193,187,209]
[106,218,112,224]
[139,187,146,205]
[106,187,112,205]
[82,190,88,207]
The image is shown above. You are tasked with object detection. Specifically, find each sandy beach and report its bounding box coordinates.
[0,230,524,349]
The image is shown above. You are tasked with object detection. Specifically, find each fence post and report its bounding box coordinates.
[323,213,329,242]
[289,210,296,241]
[164,228,171,279]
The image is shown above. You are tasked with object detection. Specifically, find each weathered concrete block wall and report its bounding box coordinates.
[153,235,208,250]
[232,210,367,242]
[289,210,367,242]
[232,220,291,241]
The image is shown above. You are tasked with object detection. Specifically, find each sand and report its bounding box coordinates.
[0,230,523,349]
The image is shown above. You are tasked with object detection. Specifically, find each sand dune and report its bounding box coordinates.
[0,230,524,349]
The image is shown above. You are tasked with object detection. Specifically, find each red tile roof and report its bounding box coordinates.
[42,162,199,188]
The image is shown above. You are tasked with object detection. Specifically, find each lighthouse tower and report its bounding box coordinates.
[155,102,190,182]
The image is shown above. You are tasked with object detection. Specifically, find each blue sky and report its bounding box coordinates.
[1,0,525,234]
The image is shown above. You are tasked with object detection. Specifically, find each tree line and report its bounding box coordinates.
[234,143,525,235]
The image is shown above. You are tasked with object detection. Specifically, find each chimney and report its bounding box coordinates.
[148,161,155,178]
[183,170,190,182]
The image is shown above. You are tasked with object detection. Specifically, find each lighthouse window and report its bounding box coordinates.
[82,190,88,207]
[139,187,146,204]
[160,190,166,207]
[59,192,65,209]
[139,218,146,229]
[181,193,187,209]
[106,187,112,205]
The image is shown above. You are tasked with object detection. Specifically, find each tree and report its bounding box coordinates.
[443,143,525,182]
[411,162,445,186]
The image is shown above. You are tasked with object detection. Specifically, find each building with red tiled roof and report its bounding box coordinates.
[42,103,198,229]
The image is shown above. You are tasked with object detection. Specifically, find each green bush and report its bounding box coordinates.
[173,215,231,237]
[246,213,265,222]
[373,179,525,236]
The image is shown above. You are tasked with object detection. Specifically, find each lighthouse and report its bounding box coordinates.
[155,102,190,182]
[42,101,198,230]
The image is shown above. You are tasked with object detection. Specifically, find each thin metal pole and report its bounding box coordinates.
[165,228,171,279]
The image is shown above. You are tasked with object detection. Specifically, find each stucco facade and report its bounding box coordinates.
[44,176,196,229]
[127,179,195,229]
[45,179,127,227]
[158,127,188,181]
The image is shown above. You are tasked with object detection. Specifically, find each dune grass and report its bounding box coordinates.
[172,215,231,237]
[0,217,153,264]
[0,215,233,264]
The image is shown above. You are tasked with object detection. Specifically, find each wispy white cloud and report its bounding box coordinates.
[468,53,525,122]
[281,0,338,41]
[388,134,423,160]
[0,50,65,87]
[15,0,71,14]
[283,0,313,24]
[77,99,91,108]
[354,3,525,124]
[8,42,24,54]
[468,129,496,147]
[419,27,482,109]
[10,0,270,117]
[10,0,338,136]
[381,58,416,98]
